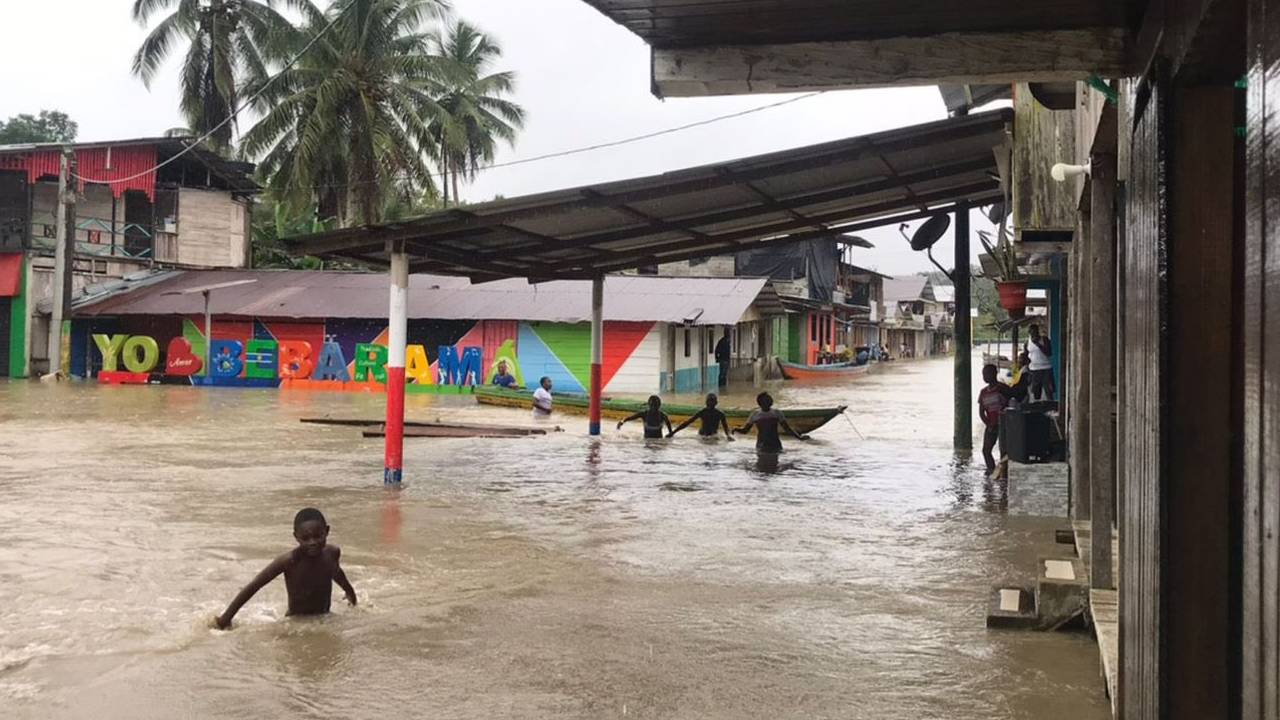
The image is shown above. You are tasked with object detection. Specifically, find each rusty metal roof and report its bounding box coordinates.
[73,269,766,326]
[576,1,1142,48]
[286,110,1012,282]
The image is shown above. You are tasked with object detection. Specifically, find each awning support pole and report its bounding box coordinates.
[385,244,409,484]
[203,289,212,379]
[954,202,973,452]
[589,275,604,436]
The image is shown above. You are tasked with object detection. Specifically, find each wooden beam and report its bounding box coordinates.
[652,28,1128,97]
[1088,146,1116,590]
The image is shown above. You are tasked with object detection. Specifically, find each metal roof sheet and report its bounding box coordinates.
[73,270,765,326]
[286,110,1012,282]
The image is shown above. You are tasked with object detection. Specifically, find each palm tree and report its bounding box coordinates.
[131,0,294,150]
[430,21,524,206]
[242,0,456,226]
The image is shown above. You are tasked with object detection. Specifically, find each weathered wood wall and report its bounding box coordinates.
[175,188,249,268]
[1012,84,1079,237]
[1121,71,1167,720]
[1242,0,1280,715]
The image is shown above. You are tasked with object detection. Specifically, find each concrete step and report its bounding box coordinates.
[1036,556,1088,630]
[986,586,1038,629]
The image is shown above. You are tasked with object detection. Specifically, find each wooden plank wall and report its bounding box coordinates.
[176,188,249,268]
[1012,84,1079,236]
[1121,72,1167,720]
[1166,83,1236,720]
[1243,0,1280,715]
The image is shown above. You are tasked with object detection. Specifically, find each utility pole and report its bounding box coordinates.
[47,148,75,377]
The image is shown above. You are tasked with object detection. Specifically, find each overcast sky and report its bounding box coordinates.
[0,0,999,278]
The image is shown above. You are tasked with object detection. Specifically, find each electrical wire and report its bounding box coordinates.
[268,91,826,193]
[69,0,356,186]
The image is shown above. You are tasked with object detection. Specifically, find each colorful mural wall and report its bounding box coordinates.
[70,317,663,395]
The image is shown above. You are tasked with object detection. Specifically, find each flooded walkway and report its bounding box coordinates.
[0,356,1108,719]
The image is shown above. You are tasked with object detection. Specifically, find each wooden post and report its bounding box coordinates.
[954,203,973,451]
[1070,211,1092,521]
[1090,149,1117,589]
[46,149,75,376]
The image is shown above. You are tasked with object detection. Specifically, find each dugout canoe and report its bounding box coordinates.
[778,360,871,382]
[473,386,847,435]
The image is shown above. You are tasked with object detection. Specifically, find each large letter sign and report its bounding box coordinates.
[209,340,244,379]
[354,343,388,383]
[278,340,314,379]
[92,334,128,372]
[121,336,160,373]
[405,344,433,385]
[314,341,351,382]
[244,339,279,379]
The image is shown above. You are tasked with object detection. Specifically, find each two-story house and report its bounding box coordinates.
[0,137,258,377]
[881,275,953,358]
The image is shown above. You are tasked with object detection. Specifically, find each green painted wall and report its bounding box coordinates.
[528,322,592,388]
[787,315,804,363]
[8,256,26,378]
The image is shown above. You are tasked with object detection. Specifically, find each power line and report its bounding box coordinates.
[70,0,356,186]
[272,91,826,193]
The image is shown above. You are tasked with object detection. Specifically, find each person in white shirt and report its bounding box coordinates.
[1024,324,1056,401]
[532,376,554,417]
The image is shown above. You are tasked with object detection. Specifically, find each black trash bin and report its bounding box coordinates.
[1003,403,1056,463]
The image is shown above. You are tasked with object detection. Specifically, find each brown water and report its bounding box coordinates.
[0,356,1108,719]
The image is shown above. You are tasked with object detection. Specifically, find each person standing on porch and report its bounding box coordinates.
[1024,324,1056,401]
[714,331,731,388]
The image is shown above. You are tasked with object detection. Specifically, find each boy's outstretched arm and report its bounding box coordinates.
[720,416,734,440]
[332,548,356,606]
[733,421,754,434]
[779,416,809,440]
[668,411,698,437]
[616,411,644,430]
[663,413,674,435]
[215,555,287,630]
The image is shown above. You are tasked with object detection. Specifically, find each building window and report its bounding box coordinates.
[683,328,691,357]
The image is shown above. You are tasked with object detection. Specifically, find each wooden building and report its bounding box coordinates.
[573,0,1276,717]
[0,137,258,377]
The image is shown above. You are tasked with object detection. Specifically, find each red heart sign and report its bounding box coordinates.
[166,337,204,376]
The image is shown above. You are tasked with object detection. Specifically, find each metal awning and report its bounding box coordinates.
[287,109,1012,281]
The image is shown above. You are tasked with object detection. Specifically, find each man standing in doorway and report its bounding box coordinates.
[1025,323,1056,401]
[714,330,731,388]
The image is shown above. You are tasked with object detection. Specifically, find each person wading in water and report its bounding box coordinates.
[618,395,674,439]
[668,393,735,440]
[734,392,809,453]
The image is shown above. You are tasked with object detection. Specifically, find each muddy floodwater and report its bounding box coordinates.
[0,356,1108,719]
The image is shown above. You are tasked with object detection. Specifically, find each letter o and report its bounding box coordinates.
[122,336,160,373]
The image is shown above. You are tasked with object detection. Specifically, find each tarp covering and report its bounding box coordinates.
[735,239,840,302]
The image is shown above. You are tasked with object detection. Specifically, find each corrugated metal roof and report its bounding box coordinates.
[0,136,259,194]
[73,270,766,326]
[883,276,929,302]
[287,110,1011,282]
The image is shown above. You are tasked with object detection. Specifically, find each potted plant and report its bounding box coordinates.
[977,215,1028,319]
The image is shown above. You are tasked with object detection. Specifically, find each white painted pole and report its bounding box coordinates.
[203,290,212,379]
[589,275,604,435]
[385,246,409,484]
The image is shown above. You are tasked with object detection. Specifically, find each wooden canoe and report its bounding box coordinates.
[778,360,871,382]
[473,387,847,435]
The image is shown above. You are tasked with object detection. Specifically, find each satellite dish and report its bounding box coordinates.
[985,202,1007,224]
[908,214,951,252]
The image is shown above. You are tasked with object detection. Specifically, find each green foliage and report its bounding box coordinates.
[0,110,78,144]
[429,20,525,206]
[131,0,294,151]
[242,0,458,226]
[924,266,1009,341]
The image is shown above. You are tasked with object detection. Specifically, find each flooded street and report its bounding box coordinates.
[0,355,1108,719]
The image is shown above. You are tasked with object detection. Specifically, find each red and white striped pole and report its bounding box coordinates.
[589,275,604,436]
[385,245,409,485]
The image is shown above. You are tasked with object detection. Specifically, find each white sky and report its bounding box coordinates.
[0,0,998,277]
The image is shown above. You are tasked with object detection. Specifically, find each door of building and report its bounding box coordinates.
[0,297,11,377]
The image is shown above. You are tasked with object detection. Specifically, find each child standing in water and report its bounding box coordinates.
[213,508,356,630]
[734,392,809,453]
[617,395,674,439]
[668,393,735,440]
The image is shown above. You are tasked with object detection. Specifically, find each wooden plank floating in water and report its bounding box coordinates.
[361,425,546,439]
[301,416,555,439]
